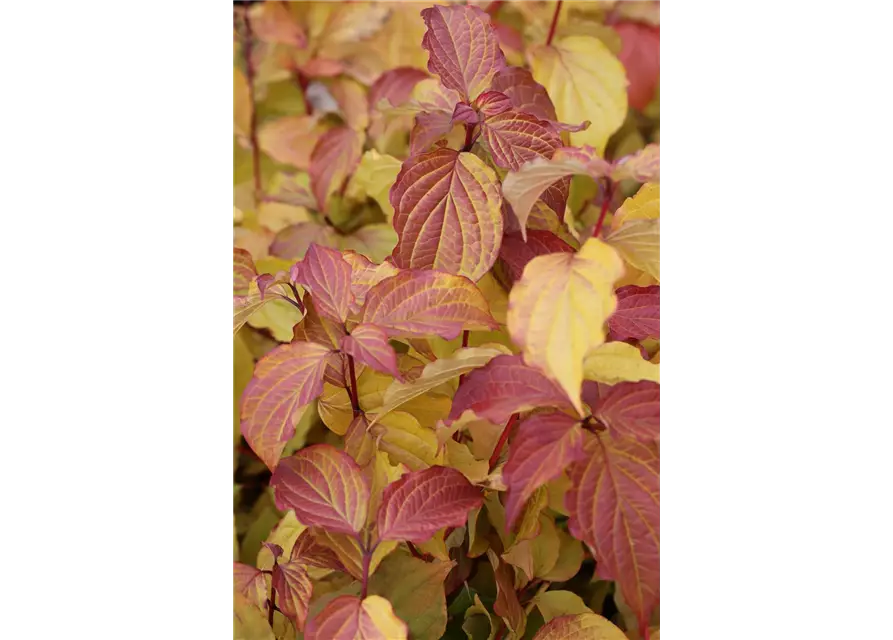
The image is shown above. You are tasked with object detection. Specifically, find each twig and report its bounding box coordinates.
[489,413,519,471]
[347,354,361,418]
[592,179,616,238]
[546,1,564,46]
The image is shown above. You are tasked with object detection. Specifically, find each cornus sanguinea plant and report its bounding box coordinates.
[234,2,658,639]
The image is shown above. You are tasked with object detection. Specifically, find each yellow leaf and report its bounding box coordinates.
[373,411,444,471]
[234,591,274,640]
[507,238,625,414]
[445,439,490,484]
[257,511,306,571]
[364,450,408,527]
[502,514,560,581]
[532,590,593,623]
[346,150,403,221]
[583,341,660,385]
[515,486,549,542]
[541,527,585,583]
[463,594,497,640]
[612,183,660,227]
[604,186,660,281]
[361,595,409,640]
[529,35,628,154]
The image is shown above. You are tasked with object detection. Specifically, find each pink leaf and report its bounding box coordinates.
[497,230,574,284]
[270,222,339,261]
[271,444,370,535]
[567,434,659,635]
[409,110,457,155]
[489,66,556,121]
[449,355,578,424]
[341,252,400,315]
[451,102,479,125]
[273,561,313,631]
[341,323,402,380]
[368,67,430,112]
[608,285,660,341]
[481,109,562,171]
[305,595,407,640]
[390,148,503,281]
[233,562,266,608]
[309,126,363,212]
[377,466,484,543]
[473,90,513,117]
[594,381,660,442]
[241,341,333,470]
[615,22,660,111]
[290,528,347,573]
[420,4,507,101]
[234,248,257,296]
[504,412,587,528]
[361,269,498,339]
[289,243,353,324]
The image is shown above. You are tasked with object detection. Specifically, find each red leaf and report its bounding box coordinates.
[608,284,660,341]
[615,22,660,111]
[290,528,347,573]
[233,562,266,607]
[361,269,498,339]
[451,102,479,125]
[409,110,457,155]
[390,148,503,281]
[309,126,363,212]
[341,323,402,380]
[241,341,333,470]
[270,221,339,260]
[234,248,257,296]
[449,355,577,424]
[271,444,370,535]
[289,243,353,324]
[273,561,313,631]
[595,381,660,442]
[377,466,483,543]
[420,4,507,101]
[368,67,430,112]
[504,413,587,528]
[481,109,562,171]
[489,66,556,121]
[487,550,526,636]
[497,230,575,284]
[567,434,659,636]
[305,595,407,640]
[474,91,513,117]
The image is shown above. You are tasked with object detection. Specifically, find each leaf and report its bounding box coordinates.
[361,270,498,339]
[567,434,659,636]
[234,278,295,337]
[503,514,560,581]
[410,110,457,156]
[373,411,445,471]
[234,591,275,640]
[369,67,430,114]
[346,151,403,220]
[305,595,408,640]
[462,593,496,640]
[486,549,526,637]
[330,76,370,131]
[531,613,627,640]
[240,341,332,470]
[342,323,402,380]
[531,591,593,623]
[502,146,612,236]
[608,285,659,341]
[369,553,455,640]
[541,528,585,582]
[250,1,307,47]
[612,183,660,227]
[342,252,400,315]
[234,562,267,609]
[372,347,506,424]
[310,126,364,212]
[234,67,252,140]
[449,355,578,425]
[612,145,660,184]
[603,219,660,281]
[290,528,346,573]
[377,466,484,543]
[290,243,353,324]
[258,511,307,571]
[615,22,660,111]
[503,413,586,528]
[420,4,506,101]
[258,116,320,171]
[473,91,513,117]
[271,444,370,535]
[234,248,257,296]
[583,342,660,385]
[481,109,562,172]
[270,221,340,260]
[311,529,398,582]
[594,381,660,442]
[529,35,628,154]
[497,230,574,284]
[507,238,626,413]
[273,561,313,631]
[390,148,503,281]
[489,66,557,122]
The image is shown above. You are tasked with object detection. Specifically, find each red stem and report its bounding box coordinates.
[267,578,276,627]
[545,0,563,46]
[592,179,616,238]
[240,9,263,201]
[489,413,519,471]
[360,544,373,599]
[347,354,361,418]
[461,123,476,152]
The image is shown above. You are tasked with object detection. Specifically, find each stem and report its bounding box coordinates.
[592,179,615,238]
[240,8,263,201]
[489,413,519,471]
[360,543,375,599]
[461,123,476,152]
[462,330,470,348]
[545,0,563,46]
[273,293,305,313]
[406,540,434,562]
[347,354,361,418]
[267,574,276,627]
